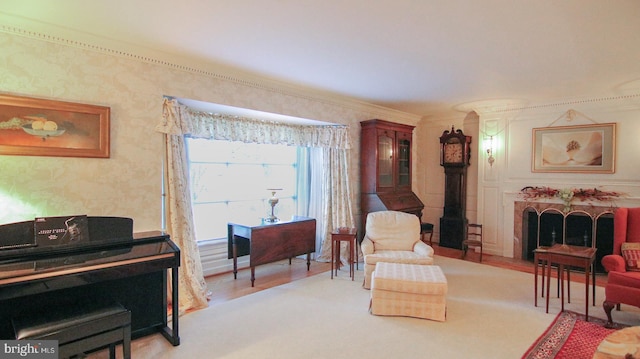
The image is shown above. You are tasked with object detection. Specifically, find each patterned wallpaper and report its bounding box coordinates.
[3,28,638,252]
[0,30,421,231]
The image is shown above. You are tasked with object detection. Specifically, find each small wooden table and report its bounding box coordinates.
[543,244,597,320]
[534,246,571,307]
[331,227,357,280]
[533,246,550,307]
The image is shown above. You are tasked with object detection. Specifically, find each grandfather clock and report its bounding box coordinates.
[439,126,472,249]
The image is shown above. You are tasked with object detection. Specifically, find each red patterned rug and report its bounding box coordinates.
[523,311,628,359]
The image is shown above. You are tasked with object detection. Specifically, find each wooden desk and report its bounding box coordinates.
[331,228,357,280]
[543,244,597,320]
[228,216,316,287]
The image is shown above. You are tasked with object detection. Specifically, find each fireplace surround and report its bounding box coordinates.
[513,201,614,272]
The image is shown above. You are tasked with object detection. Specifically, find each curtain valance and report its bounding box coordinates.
[157,98,351,149]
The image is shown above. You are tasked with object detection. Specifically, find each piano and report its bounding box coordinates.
[0,216,180,346]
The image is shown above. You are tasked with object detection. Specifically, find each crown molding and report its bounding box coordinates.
[0,18,421,124]
[454,92,640,117]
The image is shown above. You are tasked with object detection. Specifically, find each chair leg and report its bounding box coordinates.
[462,244,467,259]
[603,300,617,328]
[479,247,482,262]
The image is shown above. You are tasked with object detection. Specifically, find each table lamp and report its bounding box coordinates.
[265,188,282,223]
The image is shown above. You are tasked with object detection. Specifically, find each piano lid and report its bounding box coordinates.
[0,232,177,286]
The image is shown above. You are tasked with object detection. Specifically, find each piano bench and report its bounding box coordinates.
[12,301,131,359]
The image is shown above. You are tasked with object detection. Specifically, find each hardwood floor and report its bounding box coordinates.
[205,244,608,305]
[206,258,331,305]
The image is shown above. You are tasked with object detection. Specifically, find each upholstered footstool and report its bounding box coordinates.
[370,262,447,321]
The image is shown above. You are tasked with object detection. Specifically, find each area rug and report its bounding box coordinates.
[523,311,628,359]
[87,256,639,359]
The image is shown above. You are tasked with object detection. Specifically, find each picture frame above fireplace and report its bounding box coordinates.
[531,123,616,173]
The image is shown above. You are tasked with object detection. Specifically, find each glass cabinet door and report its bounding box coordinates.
[397,132,411,187]
[377,134,393,188]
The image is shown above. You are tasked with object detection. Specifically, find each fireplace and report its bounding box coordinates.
[514,201,614,273]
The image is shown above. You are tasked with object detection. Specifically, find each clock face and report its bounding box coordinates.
[444,142,463,163]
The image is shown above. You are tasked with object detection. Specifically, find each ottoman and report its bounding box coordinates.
[370,262,447,321]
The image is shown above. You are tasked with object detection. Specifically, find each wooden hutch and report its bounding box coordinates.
[360,119,424,234]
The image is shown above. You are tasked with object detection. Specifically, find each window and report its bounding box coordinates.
[186,138,306,242]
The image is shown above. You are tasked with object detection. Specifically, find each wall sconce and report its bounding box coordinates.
[483,136,495,166]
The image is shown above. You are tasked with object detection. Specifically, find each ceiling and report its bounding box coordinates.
[2,0,640,118]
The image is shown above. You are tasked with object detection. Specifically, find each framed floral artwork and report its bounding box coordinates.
[532,123,616,173]
[0,94,110,158]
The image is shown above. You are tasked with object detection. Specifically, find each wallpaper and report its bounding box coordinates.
[0,30,420,231]
[4,27,637,254]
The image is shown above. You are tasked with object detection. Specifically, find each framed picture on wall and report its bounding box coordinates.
[0,94,110,158]
[532,123,616,173]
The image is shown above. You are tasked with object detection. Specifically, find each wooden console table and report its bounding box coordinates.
[228,216,316,287]
[542,244,597,320]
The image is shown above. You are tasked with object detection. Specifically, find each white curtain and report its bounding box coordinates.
[156,98,355,310]
[171,104,351,148]
[157,100,210,314]
[308,148,325,255]
[312,147,357,265]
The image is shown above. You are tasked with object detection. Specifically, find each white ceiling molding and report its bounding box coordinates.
[2,2,639,120]
[0,21,421,125]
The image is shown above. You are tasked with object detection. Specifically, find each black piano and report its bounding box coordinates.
[0,216,180,346]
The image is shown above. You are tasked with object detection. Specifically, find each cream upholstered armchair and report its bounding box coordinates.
[361,210,435,289]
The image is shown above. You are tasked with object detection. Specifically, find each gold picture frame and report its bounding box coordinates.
[0,94,110,158]
[532,123,616,173]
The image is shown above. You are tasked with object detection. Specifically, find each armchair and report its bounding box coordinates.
[601,207,640,326]
[361,211,434,289]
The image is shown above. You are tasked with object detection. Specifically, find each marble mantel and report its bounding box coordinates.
[502,192,640,259]
[512,200,616,260]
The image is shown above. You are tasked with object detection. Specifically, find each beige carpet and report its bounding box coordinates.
[89,255,640,359]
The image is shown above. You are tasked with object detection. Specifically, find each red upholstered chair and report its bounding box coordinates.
[601,207,640,327]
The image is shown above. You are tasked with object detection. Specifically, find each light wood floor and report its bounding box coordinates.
[205,244,608,305]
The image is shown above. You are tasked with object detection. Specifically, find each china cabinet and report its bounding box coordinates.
[360,119,424,231]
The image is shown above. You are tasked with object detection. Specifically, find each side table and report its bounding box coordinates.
[331,227,358,280]
[534,245,572,307]
[544,244,597,320]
